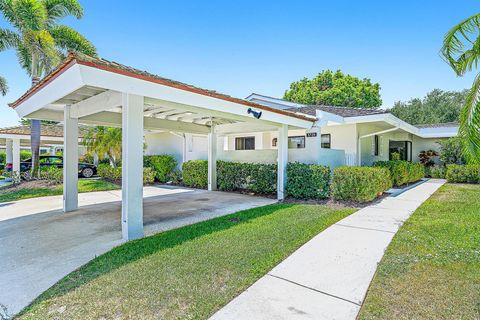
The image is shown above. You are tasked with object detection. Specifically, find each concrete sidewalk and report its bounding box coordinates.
[211,179,445,320]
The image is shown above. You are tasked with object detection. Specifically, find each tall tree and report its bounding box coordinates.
[0,0,96,177]
[283,69,382,109]
[83,126,122,167]
[0,75,7,95]
[389,89,468,125]
[441,13,480,163]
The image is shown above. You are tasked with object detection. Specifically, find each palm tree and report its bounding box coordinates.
[0,75,7,95]
[83,126,122,167]
[0,0,96,177]
[441,13,480,163]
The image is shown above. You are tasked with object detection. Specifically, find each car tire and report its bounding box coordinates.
[81,168,94,178]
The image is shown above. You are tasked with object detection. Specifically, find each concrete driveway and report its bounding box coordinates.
[0,185,275,317]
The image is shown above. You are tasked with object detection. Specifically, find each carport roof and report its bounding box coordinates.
[10,52,315,123]
[0,124,87,138]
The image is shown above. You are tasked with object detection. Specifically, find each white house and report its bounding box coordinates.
[145,93,458,168]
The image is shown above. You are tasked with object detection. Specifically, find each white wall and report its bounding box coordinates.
[412,136,446,164]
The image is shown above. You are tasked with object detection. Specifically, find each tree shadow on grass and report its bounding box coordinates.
[19,203,294,316]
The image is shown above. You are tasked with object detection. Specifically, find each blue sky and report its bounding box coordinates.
[0,0,477,127]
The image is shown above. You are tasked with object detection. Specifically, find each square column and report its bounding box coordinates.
[277,124,288,200]
[12,139,20,174]
[5,139,13,182]
[63,106,79,212]
[121,93,144,241]
[208,123,217,191]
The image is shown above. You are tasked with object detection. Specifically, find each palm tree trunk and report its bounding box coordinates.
[30,54,41,178]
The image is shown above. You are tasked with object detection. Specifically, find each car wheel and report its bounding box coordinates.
[81,168,94,178]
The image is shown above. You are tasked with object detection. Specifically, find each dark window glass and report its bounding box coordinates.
[235,137,255,150]
[321,134,331,149]
[374,135,379,156]
[288,136,305,149]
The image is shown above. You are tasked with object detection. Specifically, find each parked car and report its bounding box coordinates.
[5,155,97,179]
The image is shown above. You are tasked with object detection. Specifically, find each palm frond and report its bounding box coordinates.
[11,0,47,31]
[15,41,32,74]
[43,0,82,24]
[441,13,480,76]
[460,73,480,163]
[0,0,21,29]
[0,27,20,51]
[49,24,96,56]
[0,75,8,95]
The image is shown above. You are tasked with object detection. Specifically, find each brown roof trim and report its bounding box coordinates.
[10,53,315,123]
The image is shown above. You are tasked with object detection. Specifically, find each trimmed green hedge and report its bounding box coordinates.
[373,160,424,186]
[97,164,155,185]
[331,166,392,202]
[446,164,480,183]
[428,165,446,179]
[182,160,208,189]
[144,155,177,183]
[286,162,330,199]
[217,161,277,194]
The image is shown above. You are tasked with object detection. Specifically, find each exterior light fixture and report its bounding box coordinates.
[247,108,262,119]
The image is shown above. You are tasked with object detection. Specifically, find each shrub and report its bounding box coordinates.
[97,164,122,181]
[143,167,156,185]
[0,152,5,164]
[439,137,466,164]
[331,166,392,202]
[20,151,32,161]
[144,155,177,183]
[39,166,63,184]
[79,154,94,164]
[428,165,446,179]
[418,150,438,167]
[446,164,480,183]
[373,160,424,186]
[216,161,277,194]
[182,160,208,189]
[286,162,330,199]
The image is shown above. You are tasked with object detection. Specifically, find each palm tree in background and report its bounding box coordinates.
[0,75,7,95]
[83,126,122,167]
[0,0,96,177]
[441,13,480,163]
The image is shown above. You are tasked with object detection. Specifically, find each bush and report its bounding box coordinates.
[0,152,5,164]
[20,151,32,161]
[418,150,438,167]
[331,166,392,202]
[143,167,156,185]
[439,137,466,164]
[373,160,424,186]
[217,161,277,194]
[428,165,446,179]
[446,164,480,183]
[98,164,157,185]
[286,162,330,199]
[144,155,177,183]
[39,166,63,184]
[182,160,208,189]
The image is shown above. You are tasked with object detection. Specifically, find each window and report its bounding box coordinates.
[235,137,255,150]
[374,135,379,156]
[288,136,305,149]
[321,134,331,149]
[389,141,412,161]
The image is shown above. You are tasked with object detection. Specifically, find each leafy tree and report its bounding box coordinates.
[441,13,480,163]
[389,89,468,125]
[283,70,382,109]
[438,137,466,165]
[0,0,96,177]
[83,126,122,167]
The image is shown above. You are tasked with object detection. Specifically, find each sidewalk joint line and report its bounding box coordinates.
[267,274,361,306]
[335,223,396,234]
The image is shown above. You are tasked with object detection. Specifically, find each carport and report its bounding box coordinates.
[10,52,315,241]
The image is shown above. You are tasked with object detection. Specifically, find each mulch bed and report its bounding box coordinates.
[0,180,59,193]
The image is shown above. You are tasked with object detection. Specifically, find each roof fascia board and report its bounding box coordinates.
[15,64,84,118]
[246,93,305,109]
[79,65,314,129]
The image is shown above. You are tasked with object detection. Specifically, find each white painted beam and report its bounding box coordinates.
[63,105,79,212]
[70,90,121,118]
[208,123,217,191]
[277,124,288,200]
[121,93,144,241]
[12,139,20,174]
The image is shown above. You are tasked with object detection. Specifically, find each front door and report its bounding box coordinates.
[389,141,412,161]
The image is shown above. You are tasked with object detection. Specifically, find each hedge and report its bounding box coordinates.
[331,166,392,202]
[97,164,155,185]
[144,155,177,183]
[428,165,446,179]
[217,161,277,194]
[446,164,480,184]
[286,162,330,199]
[373,160,424,186]
[39,166,63,184]
[182,160,208,189]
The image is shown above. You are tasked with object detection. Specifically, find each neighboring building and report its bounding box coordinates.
[146,93,458,168]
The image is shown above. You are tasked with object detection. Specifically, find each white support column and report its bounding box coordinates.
[277,124,288,200]
[5,139,13,182]
[208,123,217,191]
[12,139,20,174]
[63,105,79,212]
[121,93,144,241]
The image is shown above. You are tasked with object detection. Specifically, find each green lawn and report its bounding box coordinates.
[0,179,120,203]
[18,204,355,320]
[359,183,480,320]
